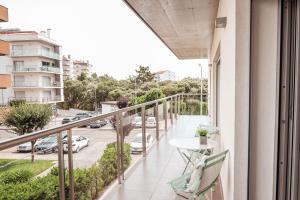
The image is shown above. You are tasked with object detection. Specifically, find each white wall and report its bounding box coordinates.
[209,0,250,200]
[249,1,279,199]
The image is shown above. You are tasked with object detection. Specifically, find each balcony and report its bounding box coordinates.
[101,115,223,200]
[0,39,9,55]
[13,81,61,88]
[0,5,8,22]
[13,65,61,74]
[11,48,60,60]
[9,95,63,103]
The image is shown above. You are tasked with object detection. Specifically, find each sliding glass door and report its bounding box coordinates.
[277,1,300,199]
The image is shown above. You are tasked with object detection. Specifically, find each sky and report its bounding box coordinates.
[1,0,208,80]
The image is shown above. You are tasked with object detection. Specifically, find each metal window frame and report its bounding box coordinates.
[276,0,300,199]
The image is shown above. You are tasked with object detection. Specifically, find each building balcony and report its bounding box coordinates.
[11,48,60,60]
[9,95,63,103]
[13,65,61,74]
[0,5,8,22]
[12,81,62,88]
[0,39,9,55]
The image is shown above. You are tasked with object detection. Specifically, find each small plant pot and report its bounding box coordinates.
[200,136,207,145]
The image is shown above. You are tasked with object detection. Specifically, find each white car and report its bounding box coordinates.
[17,138,44,152]
[17,142,32,152]
[130,133,154,154]
[63,136,89,153]
[146,117,156,128]
[133,116,142,128]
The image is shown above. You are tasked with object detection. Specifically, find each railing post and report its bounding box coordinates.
[118,112,125,180]
[116,114,121,184]
[141,106,146,157]
[170,98,173,124]
[174,96,178,120]
[67,129,75,200]
[179,95,182,115]
[163,100,167,131]
[155,102,159,140]
[57,132,65,200]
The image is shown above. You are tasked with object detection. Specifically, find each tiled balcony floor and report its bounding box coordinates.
[102,115,223,200]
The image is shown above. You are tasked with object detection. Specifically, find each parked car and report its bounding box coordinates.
[17,142,32,152]
[89,120,107,128]
[130,133,154,154]
[146,117,157,128]
[63,136,89,153]
[17,138,44,152]
[35,134,67,154]
[62,116,80,124]
[133,116,142,128]
[76,112,93,119]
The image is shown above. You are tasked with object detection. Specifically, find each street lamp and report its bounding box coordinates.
[198,64,203,115]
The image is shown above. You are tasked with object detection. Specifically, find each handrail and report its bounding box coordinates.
[0,93,182,151]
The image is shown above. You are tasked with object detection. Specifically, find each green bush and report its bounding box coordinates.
[0,174,59,200]
[180,99,208,115]
[99,142,131,186]
[0,169,33,184]
[0,142,131,200]
[9,99,26,107]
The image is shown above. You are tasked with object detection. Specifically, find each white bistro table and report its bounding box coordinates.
[169,138,215,174]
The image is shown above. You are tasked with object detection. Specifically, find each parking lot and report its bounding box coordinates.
[0,120,169,169]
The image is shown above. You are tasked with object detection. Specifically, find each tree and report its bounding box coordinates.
[91,72,98,80]
[77,72,88,81]
[130,88,165,106]
[5,104,53,162]
[134,66,154,84]
[107,89,124,101]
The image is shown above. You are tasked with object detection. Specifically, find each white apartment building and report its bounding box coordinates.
[62,56,93,79]
[73,60,92,77]
[62,55,73,80]
[153,70,175,81]
[0,28,64,105]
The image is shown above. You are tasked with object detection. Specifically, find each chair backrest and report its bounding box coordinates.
[198,150,228,192]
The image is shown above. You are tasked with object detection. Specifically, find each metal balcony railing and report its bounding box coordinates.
[11,48,60,60]
[0,93,205,200]
[9,95,62,103]
[13,65,61,74]
[13,81,61,88]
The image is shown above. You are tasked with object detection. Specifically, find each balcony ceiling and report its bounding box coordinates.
[124,0,219,59]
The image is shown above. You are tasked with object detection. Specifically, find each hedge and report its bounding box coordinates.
[180,99,208,115]
[0,142,131,200]
[0,169,33,184]
[99,142,131,186]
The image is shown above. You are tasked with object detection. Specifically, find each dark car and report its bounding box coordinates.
[35,136,58,153]
[36,134,67,154]
[62,116,80,124]
[89,120,107,128]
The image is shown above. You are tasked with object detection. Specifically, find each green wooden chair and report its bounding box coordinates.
[169,150,228,200]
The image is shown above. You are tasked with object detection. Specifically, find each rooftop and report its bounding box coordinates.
[0,28,60,46]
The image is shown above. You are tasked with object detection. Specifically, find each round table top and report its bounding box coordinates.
[169,138,214,151]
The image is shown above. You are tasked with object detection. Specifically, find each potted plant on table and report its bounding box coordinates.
[197,129,208,145]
